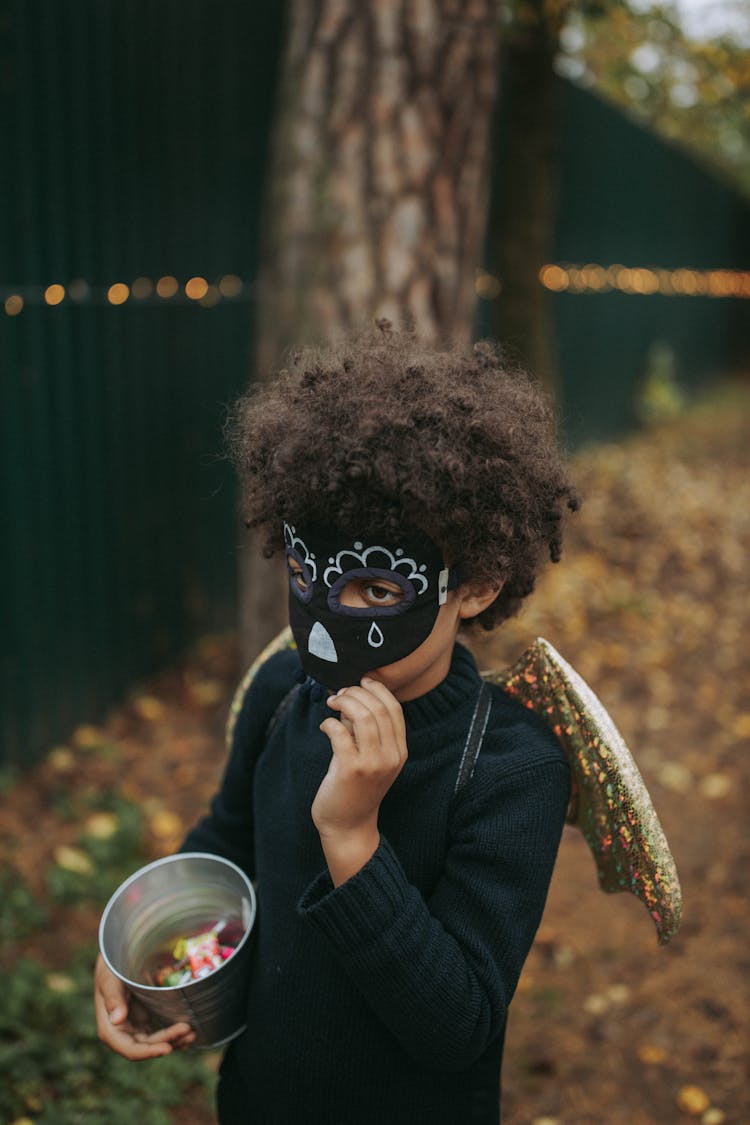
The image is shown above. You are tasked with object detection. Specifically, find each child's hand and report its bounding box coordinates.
[94,953,196,1059]
[315,677,407,886]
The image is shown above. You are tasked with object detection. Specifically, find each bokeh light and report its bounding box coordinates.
[44,284,65,305]
[156,275,179,298]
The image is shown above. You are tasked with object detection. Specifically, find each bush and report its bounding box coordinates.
[0,953,215,1125]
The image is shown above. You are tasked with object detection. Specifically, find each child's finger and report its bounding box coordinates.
[94,988,172,1059]
[319,715,358,758]
[108,1028,174,1060]
[329,685,404,763]
[133,1021,194,1046]
[360,677,407,742]
[172,1028,198,1050]
[326,689,386,755]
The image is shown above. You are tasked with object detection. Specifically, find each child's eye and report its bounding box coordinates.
[287,559,309,592]
[328,569,414,615]
[361,582,402,606]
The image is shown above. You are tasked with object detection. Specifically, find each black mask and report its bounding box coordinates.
[284,522,459,692]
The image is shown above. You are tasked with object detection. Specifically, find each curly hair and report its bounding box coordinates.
[226,326,579,630]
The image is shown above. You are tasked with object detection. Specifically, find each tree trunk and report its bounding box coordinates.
[240,0,503,661]
[491,19,562,390]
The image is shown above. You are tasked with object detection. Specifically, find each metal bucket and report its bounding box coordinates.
[99,852,256,1049]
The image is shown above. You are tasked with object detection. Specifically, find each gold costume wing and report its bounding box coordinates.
[487,637,682,945]
[225,626,296,751]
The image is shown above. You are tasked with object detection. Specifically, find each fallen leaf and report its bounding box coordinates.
[638,1043,667,1064]
[606,983,631,1005]
[188,678,225,707]
[553,945,575,969]
[132,695,166,721]
[677,1085,711,1116]
[54,845,94,876]
[72,725,108,749]
[658,761,693,794]
[46,972,76,993]
[48,746,75,772]
[149,810,184,840]
[84,812,118,839]
[583,993,609,1015]
[732,713,750,738]
[699,774,732,800]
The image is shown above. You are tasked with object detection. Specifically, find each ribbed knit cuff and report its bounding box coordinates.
[297,835,409,950]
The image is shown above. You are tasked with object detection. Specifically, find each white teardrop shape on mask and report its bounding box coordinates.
[367,622,384,648]
[308,621,338,663]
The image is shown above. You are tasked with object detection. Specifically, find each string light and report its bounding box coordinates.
[44,284,65,306]
[539,263,750,298]
[3,275,254,315]
[132,276,153,299]
[218,274,243,298]
[185,276,209,300]
[4,265,749,317]
[539,265,569,292]
[107,283,129,305]
[155,275,179,299]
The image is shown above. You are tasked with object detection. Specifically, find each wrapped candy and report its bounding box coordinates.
[149,920,239,987]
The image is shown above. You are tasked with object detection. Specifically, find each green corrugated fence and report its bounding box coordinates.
[1,0,283,766]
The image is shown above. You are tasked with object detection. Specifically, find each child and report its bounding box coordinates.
[95,329,580,1123]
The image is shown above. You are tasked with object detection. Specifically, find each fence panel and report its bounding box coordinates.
[0,0,284,766]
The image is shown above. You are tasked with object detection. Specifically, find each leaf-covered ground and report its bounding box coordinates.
[1,382,748,1124]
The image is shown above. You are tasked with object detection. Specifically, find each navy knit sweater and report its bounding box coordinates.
[182,642,570,1125]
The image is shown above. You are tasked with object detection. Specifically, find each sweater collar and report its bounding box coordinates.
[400,641,483,731]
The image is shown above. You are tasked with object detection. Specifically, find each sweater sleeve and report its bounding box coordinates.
[297,756,569,1072]
[180,651,297,875]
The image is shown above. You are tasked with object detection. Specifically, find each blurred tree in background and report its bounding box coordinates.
[243,0,503,655]
[489,0,572,388]
[556,1,750,198]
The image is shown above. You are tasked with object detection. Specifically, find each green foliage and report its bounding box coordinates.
[0,774,214,1123]
[0,954,214,1124]
[556,2,750,197]
[0,871,48,943]
[636,341,686,426]
[46,794,146,908]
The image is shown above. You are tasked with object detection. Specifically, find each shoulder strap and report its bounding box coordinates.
[453,682,492,795]
[266,684,299,742]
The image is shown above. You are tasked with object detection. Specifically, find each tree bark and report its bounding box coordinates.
[240,0,503,661]
[490,16,562,389]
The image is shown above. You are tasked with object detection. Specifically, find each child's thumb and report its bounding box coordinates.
[99,972,129,1023]
[108,995,129,1024]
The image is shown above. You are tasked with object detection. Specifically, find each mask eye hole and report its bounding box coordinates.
[286,550,314,604]
[327,568,417,617]
[359,581,402,607]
